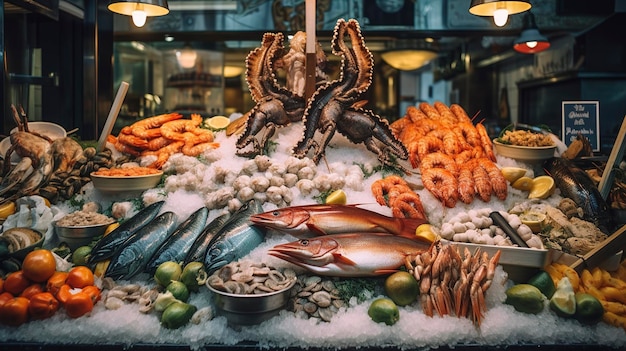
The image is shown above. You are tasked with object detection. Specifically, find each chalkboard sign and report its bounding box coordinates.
[562,101,600,151]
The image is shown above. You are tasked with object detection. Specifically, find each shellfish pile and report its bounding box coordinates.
[207,260,296,295]
[287,275,346,322]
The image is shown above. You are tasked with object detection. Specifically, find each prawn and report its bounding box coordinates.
[142,140,185,169]
[160,114,203,141]
[421,168,458,208]
[117,130,149,148]
[108,135,142,157]
[406,105,429,124]
[434,101,458,125]
[412,136,445,167]
[475,123,496,162]
[476,158,507,200]
[457,164,476,204]
[450,104,473,124]
[419,102,441,120]
[466,159,491,202]
[419,152,459,177]
[455,146,484,165]
[390,117,411,138]
[371,175,410,206]
[453,122,481,148]
[130,113,183,139]
[391,192,426,220]
[426,128,460,155]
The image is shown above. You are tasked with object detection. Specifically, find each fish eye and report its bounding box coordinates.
[272,210,280,216]
[300,239,309,246]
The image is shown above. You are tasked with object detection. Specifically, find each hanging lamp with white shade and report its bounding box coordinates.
[108,0,169,28]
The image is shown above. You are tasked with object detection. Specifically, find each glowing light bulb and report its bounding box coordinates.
[526,41,538,48]
[131,9,147,27]
[493,8,509,27]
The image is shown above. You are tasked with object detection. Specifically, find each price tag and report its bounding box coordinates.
[562,101,600,151]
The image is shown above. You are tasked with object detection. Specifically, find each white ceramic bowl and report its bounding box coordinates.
[493,139,557,162]
[0,122,67,163]
[90,171,163,193]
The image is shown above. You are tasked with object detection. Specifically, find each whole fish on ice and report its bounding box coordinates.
[268,233,430,277]
[250,203,427,239]
[203,199,265,274]
[105,211,178,280]
[182,212,231,267]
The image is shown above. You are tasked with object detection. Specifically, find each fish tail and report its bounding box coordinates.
[396,217,429,239]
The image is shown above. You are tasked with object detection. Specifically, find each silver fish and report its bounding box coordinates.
[105,211,178,280]
[182,212,231,267]
[144,207,209,274]
[203,199,265,274]
[88,201,165,264]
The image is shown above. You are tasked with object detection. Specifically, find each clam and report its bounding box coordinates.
[286,274,348,322]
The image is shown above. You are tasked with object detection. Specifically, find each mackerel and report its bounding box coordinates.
[182,212,231,267]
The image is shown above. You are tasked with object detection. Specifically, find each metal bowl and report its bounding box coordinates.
[54,221,113,250]
[207,279,296,325]
[493,139,557,162]
[0,227,45,260]
[90,171,163,193]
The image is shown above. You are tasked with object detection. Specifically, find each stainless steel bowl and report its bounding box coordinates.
[207,279,296,325]
[54,221,113,250]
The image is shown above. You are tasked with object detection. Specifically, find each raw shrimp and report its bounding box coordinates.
[421,168,458,208]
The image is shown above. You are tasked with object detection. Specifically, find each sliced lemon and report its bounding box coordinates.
[0,201,16,219]
[206,116,231,131]
[325,189,347,205]
[501,167,528,184]
[104,222,120,236]
[415,224,438,243]
[512,176,534,191]
[519,212,546,233]
[529,175,556,199]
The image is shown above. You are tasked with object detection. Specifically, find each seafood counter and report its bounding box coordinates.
[1,18,626,351]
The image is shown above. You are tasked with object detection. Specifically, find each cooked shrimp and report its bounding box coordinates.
[390,117,411,138]
[142,140,185,169]
[476,158,507,200]
[371,175,409,206]
[160,113,203,141]
[182,141,220,156]
[457,164,476,204]
[109,135,142,157]
[392,192,426,220]
[453,122,481,148]
[130,113,183,139]
[434,101,458,125]
[398,123,427,145]
[475,123,496,162]
[406,106,429,123]
[455,146,484,165]
[467,159,491,202]
[419,102,441,120]
[147,136,173,151]
[421,168,458,208]
[117,131,149,148]
[450,104,473,124]
[426,128,461,155]
[413,136,445,167]
[419,152,458,177]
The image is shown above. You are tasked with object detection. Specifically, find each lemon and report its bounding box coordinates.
[575,292,604,324]
[72,246,93,266]
[368,298,400,325]
[512,176,534,191]
[519,212,546,233]
[549,277,576,317]
[501,167,528,184]
[505,283,545,314]
[154,261,183,287]
[104,222,120,236]
[527,270,556,299]
[415,224,438,243]
[384,271,419,306]
[325,189,347,205]
[529,175,556,199]
[0,201,16,219]
[206,116,230,131]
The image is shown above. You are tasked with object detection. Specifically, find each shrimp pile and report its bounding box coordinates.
[391,102,507,208]
[371,175,426,220]
[108,113,219,169]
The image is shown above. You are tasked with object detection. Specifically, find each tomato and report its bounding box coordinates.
[0,292,13,307]
[64,291,94,318]
[81,285,101,304]
[22,249,57,283]
[65,266,95,289]
[0,296,30,326]
[20,283,45,299]
[46,271,68,296]
[55,284,73,305]
[28,292,59,320]
[0,276,4,293]
[3,271,32,295]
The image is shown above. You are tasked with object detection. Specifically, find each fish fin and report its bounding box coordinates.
[397,217,429,239]
[374,269,400,275]
[306,223,328,236]
[332,252,357,266]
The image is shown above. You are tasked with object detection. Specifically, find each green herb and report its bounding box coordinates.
[334,277,382,303]
[313,189,334,204]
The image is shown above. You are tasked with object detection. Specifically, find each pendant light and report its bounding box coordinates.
[381,39,439,71]
[176,43,197,69]
[108,0,169,28]
[513,11,550,54]
[469,0,531,27]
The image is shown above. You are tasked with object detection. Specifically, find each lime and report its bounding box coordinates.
[527,270,556,299]
[549,277,576,318]
[505,283,545,314]
[511,177,534,191]
[166,280,190,302]
[154,261,182,287]
[529,176,556,199]
[368,298,400,325]
[415,224,438,243]
[72,246,93,266]
[575,292,604,324]
[206,116,230,131]
[161,301,197,329]
[384,271,419,306]
[180,261,206,292]
[501,167,528,184]
[325,189,347,205]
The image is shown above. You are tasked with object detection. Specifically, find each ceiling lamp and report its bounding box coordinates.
[382,39,438,71]
[513,12,550,54]
[176,44,197,69]
[108,0,169,28]
[469,0,531,27]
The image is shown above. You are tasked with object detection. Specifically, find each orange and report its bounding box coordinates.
[22,249,57,283]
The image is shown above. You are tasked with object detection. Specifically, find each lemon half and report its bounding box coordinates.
[206,116,231,131]
[512,176,534,191]
[501,167,528,184]
[529,176,556,199]
[325,189,347,205]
